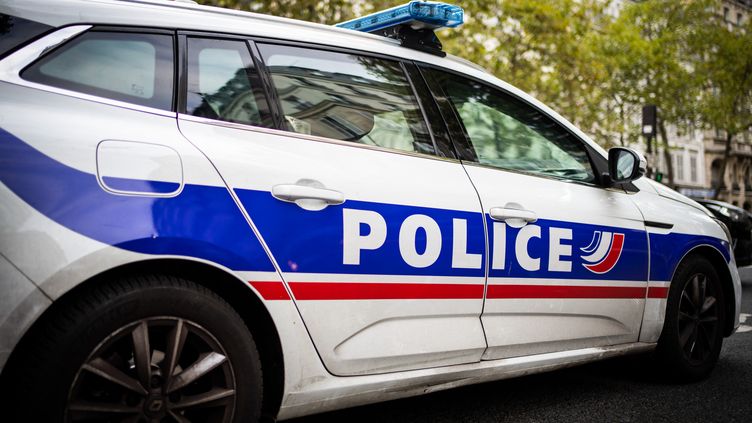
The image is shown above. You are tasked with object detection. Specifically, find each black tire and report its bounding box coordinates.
[3,274,262,422]
[656,255,725,382]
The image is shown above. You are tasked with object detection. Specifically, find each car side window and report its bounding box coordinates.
[22,30,174,111]
[426,68,595,183]
[185,37,273,127]
[257,43,434,155]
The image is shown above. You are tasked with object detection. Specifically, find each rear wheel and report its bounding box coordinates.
[656,255,725,382]
[5,275,263,422]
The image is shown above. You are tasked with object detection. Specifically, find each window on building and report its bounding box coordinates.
[711,159,722,187]
[724,7,730,22]
[689,153,698,183]
[258,44,434,155]
[22,30,174,111]
[185,37,273,127]
[738,13,743,25]
[732,165,741,191]
[673,153,684,183]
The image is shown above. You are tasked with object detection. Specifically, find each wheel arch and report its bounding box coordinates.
[3,258,285,419]
[675,245,736,337]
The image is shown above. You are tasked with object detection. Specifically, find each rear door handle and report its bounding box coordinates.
[489,207,537,223]
[272,183,344,209]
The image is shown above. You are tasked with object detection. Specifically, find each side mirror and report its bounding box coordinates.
[607,147,646,185]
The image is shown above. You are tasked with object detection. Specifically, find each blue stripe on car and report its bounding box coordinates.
[101,175,181,194]
[0,127,275,271]
[0,126,729,281]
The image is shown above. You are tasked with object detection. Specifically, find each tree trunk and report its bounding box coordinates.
[713,131,734,200]
[659,121,674,188]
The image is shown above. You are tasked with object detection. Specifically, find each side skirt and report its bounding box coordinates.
[278,342,656,420]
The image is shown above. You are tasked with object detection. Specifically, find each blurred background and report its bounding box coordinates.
[196,1,751,207]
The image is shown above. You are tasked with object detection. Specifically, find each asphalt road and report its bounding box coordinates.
[291,272,752,423]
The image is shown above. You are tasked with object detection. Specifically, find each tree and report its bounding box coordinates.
[593,0,717,187]
[439,0,610,143]
[693,17,752,198]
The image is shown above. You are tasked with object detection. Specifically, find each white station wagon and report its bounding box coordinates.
[0,0,742,421]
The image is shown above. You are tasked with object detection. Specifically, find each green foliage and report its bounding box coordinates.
[197,0,392,24]
[694,16,752,138]
[440,0,609,142]
[196,0,751,156]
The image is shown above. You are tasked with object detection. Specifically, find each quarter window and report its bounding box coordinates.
[185,37,272,127]
[426,69,595,183]
[258,44,434,155]
[22,30,174,111]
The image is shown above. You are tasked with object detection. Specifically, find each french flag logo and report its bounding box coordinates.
[581,231,625,274]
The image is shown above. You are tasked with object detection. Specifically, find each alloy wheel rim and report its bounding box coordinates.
[66,317,236,422]
[677,273,720,366]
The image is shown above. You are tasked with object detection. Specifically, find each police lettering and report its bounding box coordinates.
[342,209,573,271]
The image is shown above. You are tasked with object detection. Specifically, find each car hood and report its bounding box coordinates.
[635,179,712,216]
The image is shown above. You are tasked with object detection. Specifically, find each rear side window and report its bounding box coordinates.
[0,14,53,59]
[185,37,273,127]
[258,44,434,155]
[22,30,174,111]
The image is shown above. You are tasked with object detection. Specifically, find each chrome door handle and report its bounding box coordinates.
[489,207,537,223]
[272,183,345,206]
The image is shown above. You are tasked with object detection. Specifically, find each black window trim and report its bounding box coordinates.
[0,13,57,61]
[402,62,456,159]
[415,62,617,189]
[416,63,476,163]
[246,40,287,131]
[20,25,179,113]
[176,31,276,129]
[398,60,445,157]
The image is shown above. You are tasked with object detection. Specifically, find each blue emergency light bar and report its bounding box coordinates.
[335,1,464,33]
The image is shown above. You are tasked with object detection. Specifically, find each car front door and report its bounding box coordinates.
[176,36,488,375]
[422,67,650,360]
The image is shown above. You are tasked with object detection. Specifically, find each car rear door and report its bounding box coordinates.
[421,66,650,360]
[176,35,488,376]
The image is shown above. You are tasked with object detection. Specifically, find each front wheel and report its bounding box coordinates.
[656,255,725,382]
[4,275,263,422]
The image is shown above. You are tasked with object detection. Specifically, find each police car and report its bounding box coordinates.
[0,0,742,421]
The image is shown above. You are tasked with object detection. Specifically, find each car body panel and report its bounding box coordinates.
[0,253,50,370]
[0,1,742,420]
[461,163,650,360]
[178,116,489,376]
[628,179,739,340]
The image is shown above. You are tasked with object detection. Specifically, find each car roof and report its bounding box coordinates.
[1,0,607,158]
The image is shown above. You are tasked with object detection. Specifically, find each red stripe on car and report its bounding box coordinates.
[647,286,670,298]
[288,282,484,300]
[249,281,291,300]
[486,284,646,299]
